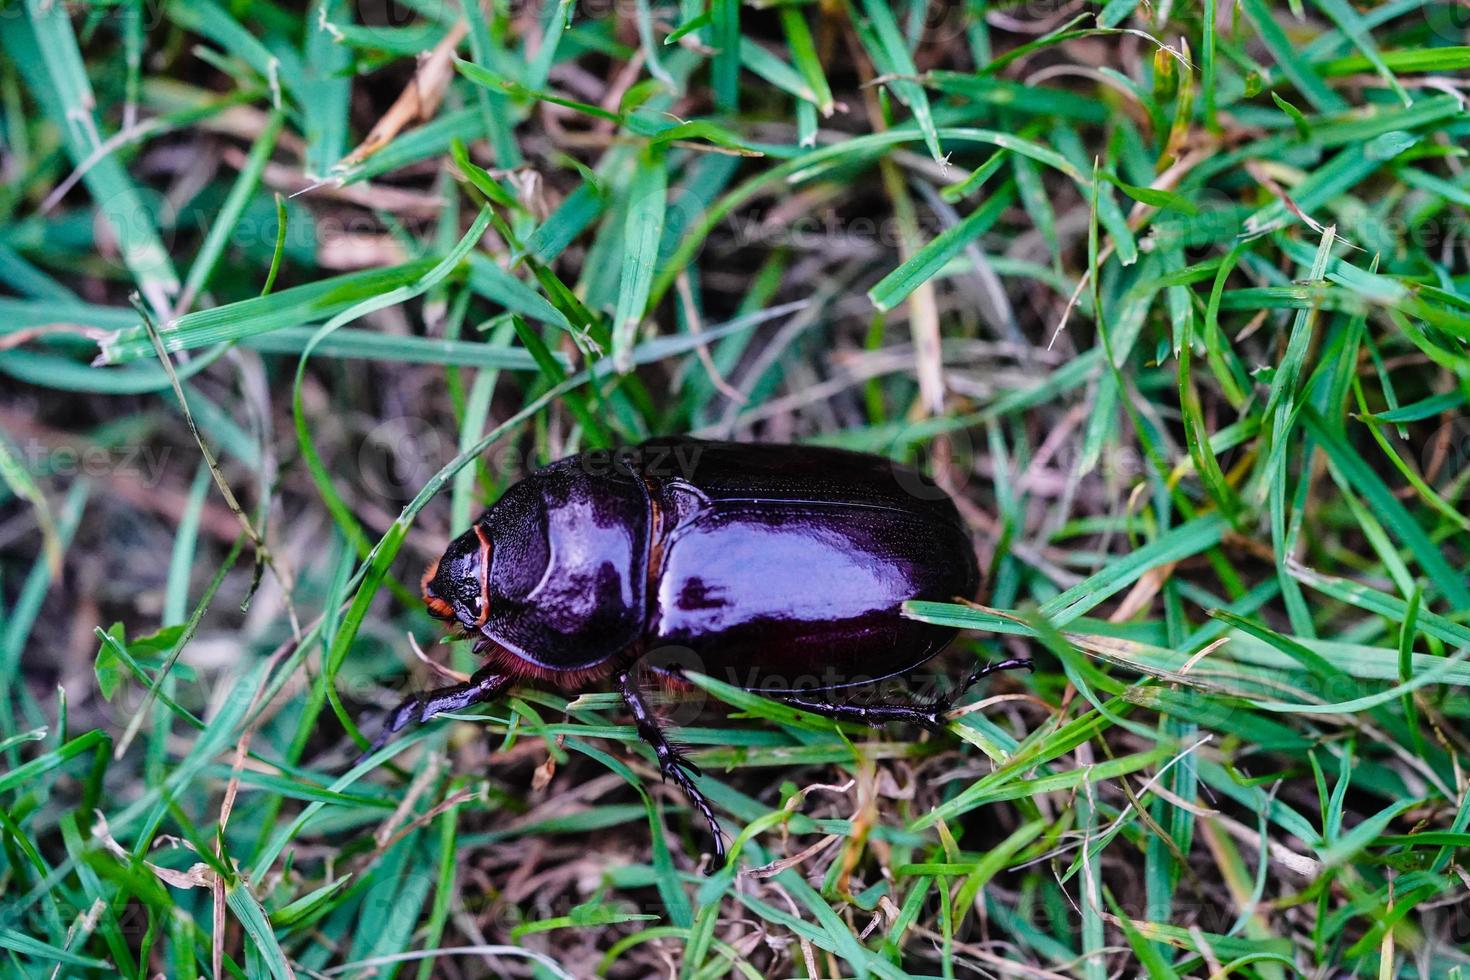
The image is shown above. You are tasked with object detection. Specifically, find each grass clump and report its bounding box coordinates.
[3,1,1470,976]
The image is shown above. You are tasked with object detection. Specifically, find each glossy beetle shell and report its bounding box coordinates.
[423,438,979,692]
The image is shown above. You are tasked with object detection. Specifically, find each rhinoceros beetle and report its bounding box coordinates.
[364,438,1030,861]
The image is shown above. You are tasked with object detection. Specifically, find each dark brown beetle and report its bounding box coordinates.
[365,438,1030,860]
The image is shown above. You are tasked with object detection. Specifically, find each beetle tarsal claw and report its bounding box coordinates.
[658,754,725,862]
[947,656,1035,701]
[659,760,726,862]
[356,696,425,764]
[920,657,1034,730]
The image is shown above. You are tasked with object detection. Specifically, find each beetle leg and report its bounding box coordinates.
[776,695,951,730]
[359,666,512,763]
[778,658,1034,733]
[951,657,1035,697]
[922,656,1035,728]
[619,670,726,863]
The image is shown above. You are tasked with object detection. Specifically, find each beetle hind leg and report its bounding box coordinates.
[928,656,1035,727]
[778,657,1033,732]
[359,665,512,763]
[619,670,726,863]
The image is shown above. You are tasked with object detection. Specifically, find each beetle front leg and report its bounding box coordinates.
[359,666,512,763]
[619,670,727,864]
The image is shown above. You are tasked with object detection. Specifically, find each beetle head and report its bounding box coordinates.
[422,524,492,631]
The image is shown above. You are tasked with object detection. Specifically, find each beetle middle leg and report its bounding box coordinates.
[777,657,1033,732]
[619,669,727,863]
[360,665,512,762]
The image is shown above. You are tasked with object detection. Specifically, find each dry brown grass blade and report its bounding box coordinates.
[676,271,746,405]
[741,834,842,879]
[1107,560,1179,622]
[334,16,473,174]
